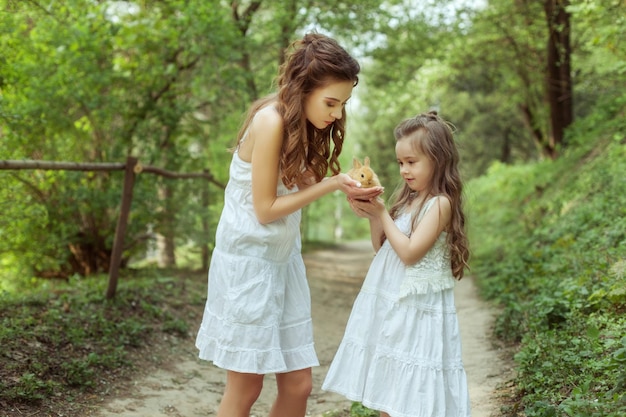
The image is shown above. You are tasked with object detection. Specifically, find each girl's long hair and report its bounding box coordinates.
[236,33,360,189]
[388,112,470,279]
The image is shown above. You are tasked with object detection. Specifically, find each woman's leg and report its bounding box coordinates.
[380,412,391,417]
[216,370,264,417]
[268,368,313,417]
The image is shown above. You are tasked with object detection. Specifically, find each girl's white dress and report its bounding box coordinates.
[322,198,471,417]
[195,150,319,374]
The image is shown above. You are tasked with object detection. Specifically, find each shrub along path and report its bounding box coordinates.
[96,241,513,417]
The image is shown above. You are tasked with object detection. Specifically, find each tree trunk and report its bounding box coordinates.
[278,1,299,66]
[231,1,262,99]
[544,0,573,158]
[501,127,512,164]
[519,103,549,157]
[201,170,210,271]
[158,182,177,268]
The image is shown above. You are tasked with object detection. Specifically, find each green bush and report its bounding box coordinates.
[466,99,626,415]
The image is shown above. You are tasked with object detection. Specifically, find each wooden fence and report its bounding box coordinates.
[0,157,225,299]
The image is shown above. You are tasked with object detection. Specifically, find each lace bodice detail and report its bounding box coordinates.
[399,196,456,298]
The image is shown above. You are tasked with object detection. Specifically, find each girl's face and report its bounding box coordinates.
[304,80,354,130]
[396,137,434,193]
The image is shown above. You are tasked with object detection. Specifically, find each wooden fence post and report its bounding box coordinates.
[106,156,138,299]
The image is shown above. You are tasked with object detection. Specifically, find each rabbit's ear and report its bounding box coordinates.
[364,156,370,167]
[352,157,362,168]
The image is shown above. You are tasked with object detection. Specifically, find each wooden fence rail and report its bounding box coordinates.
[1,157,225,299]
[0,159,224,185]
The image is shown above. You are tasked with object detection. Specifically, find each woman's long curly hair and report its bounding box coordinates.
[388,112,470,279]
[236,33,360,188]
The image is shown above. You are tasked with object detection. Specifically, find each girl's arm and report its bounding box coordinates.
[350,196,451,265]
[381,196,451,265]
[348,197,385,252]
[248,107,382,225]
[368,218,385,252]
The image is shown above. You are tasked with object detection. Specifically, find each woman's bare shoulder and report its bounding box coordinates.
[252,104,282,131]
[245,105,284,158]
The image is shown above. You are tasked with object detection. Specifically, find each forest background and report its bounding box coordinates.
[0,0,624,416]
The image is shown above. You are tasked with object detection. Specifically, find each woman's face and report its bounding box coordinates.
[304,80,354,130]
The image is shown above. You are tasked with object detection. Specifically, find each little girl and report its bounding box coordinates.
[195,33,383,417]
[323,112,471,417]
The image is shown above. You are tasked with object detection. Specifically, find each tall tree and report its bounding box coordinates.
[429,0,576,162]
[543,0,573,158]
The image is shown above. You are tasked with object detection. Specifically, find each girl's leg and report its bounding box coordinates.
[268,368,313,417]
[216,370,264,417]
[380,412,391,417]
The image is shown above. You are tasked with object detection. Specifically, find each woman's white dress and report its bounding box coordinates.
[195,150,319,374]
[322,199,471,417]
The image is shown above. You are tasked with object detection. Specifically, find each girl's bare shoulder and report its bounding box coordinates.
[434,195,452,209]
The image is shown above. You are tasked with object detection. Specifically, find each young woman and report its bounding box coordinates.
[195,33,383,417]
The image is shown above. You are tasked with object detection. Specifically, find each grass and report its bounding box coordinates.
[0,268,207,416]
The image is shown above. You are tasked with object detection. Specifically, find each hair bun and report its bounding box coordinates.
[301,32,322,45]
[415,111,438,122]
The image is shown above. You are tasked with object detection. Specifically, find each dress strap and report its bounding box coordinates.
[235,128,250,152]
[416,196,440,221]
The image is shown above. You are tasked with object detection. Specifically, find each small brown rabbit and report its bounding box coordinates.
[347,157,381,188]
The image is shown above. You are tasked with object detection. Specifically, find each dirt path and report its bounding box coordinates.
[97,241,511,417]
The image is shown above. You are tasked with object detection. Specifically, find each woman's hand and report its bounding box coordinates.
[334,173,384,201]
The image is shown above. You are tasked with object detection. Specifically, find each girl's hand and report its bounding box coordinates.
[347,197,386,219]
[335,173,384,200]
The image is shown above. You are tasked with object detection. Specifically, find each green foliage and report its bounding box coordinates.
[0,0,243,281]
[467,97,626,414]
[516,316,626,417]
[354,0,626,180]
[350,402,379,417]
[0,0,397,283]
[569,0,626,80]
[0,268,205,412]
[2,0,625,302]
